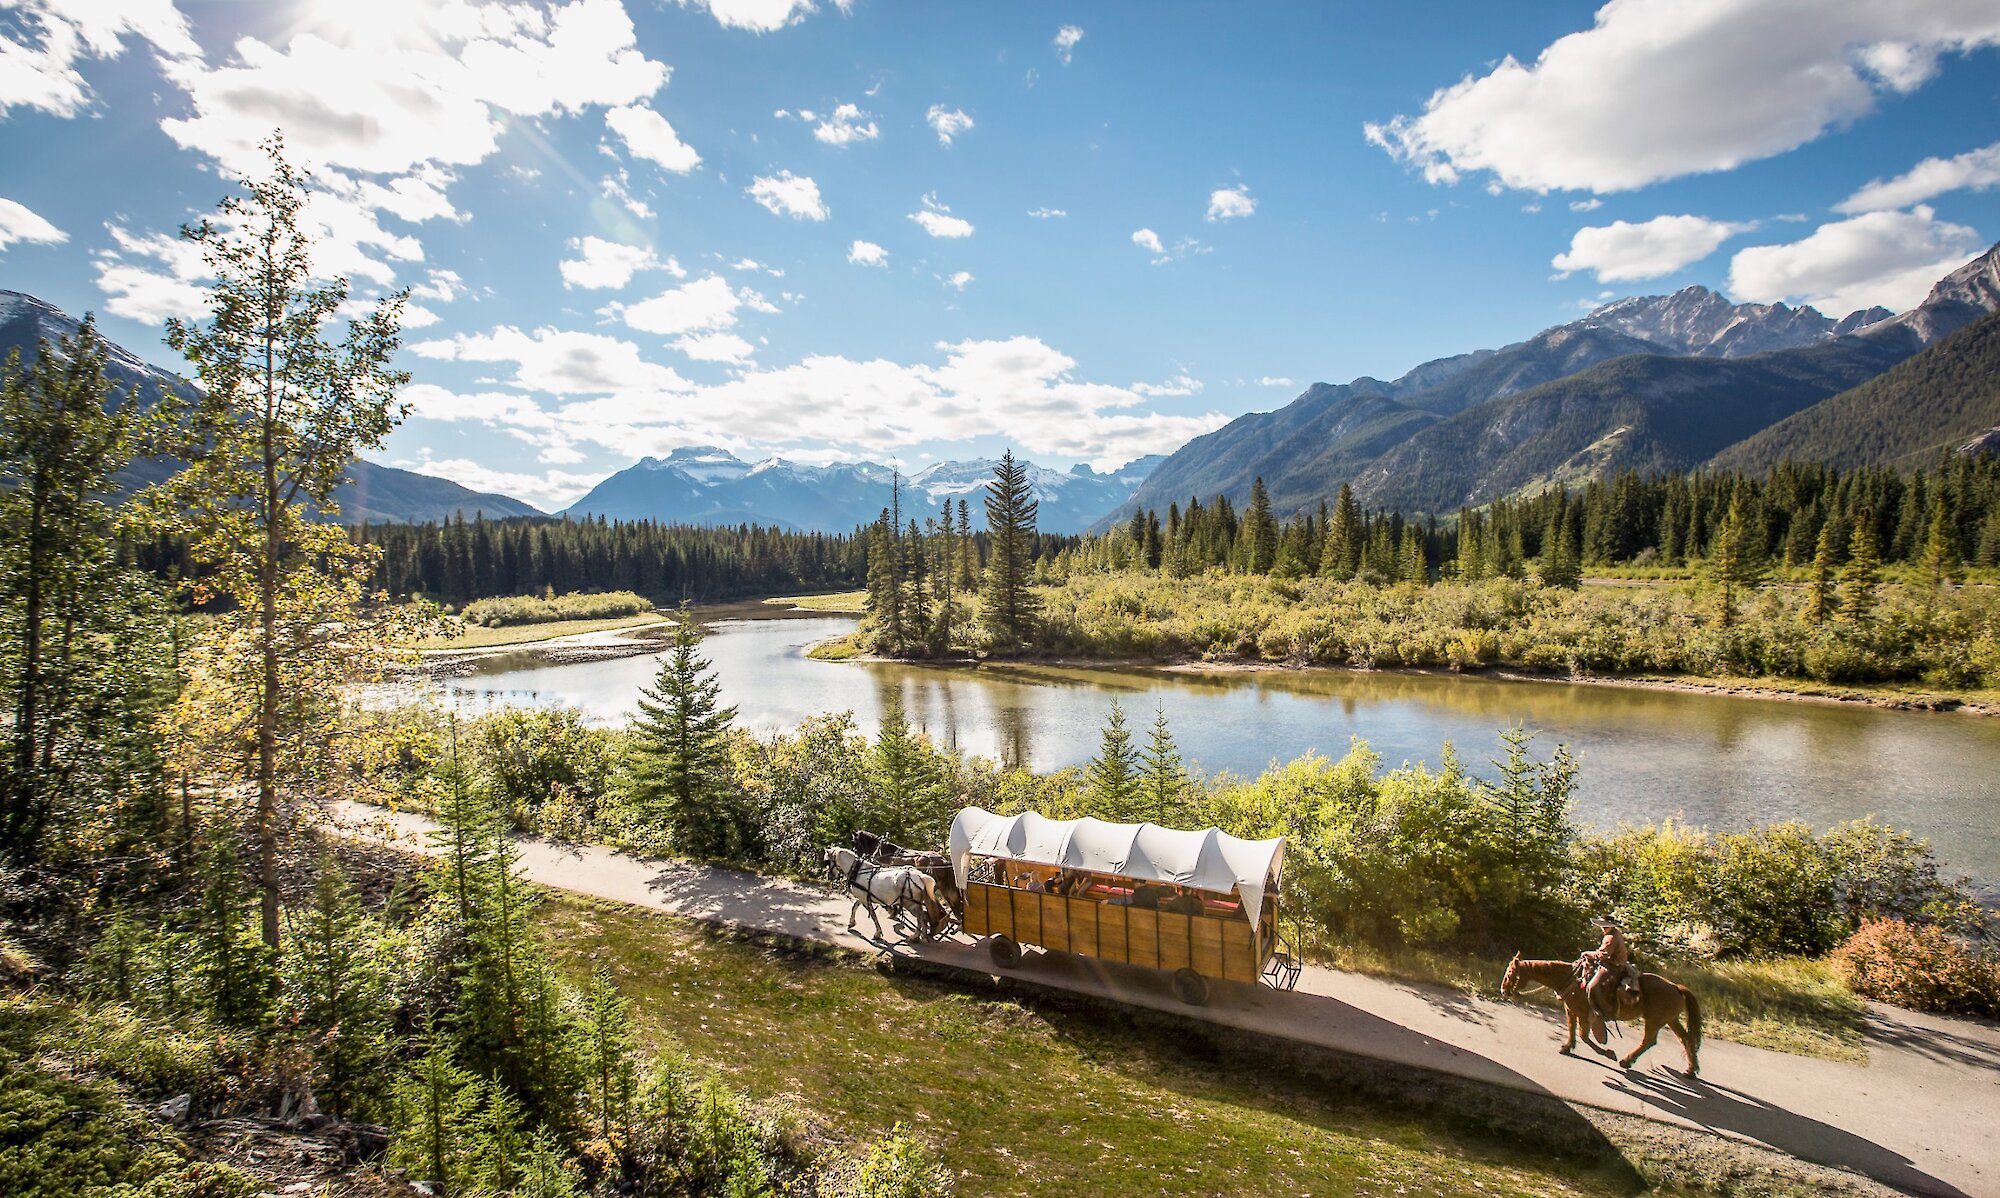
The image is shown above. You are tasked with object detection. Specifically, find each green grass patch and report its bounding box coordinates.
[805,633,865,660]
[415,611,670,650]
[767,590,869,614]
[536,897,1658,1198]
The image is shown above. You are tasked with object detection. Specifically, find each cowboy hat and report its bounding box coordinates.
[1594,915,1621,928]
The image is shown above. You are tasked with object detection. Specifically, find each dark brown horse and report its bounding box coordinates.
[851,830,962,916]
[1500,953,1703,1076]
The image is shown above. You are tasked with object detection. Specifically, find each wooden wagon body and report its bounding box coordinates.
[949,807,1294,1003]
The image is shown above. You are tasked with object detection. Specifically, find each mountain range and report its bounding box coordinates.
[563,446,1162,534]
[1112,243,2000,524]
[0,291,544,524]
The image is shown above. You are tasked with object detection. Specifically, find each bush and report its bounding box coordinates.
[1832,919,1999,1016]
[460,591,654,628]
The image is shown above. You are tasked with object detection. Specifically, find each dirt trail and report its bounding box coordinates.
[332,801,2000,1198]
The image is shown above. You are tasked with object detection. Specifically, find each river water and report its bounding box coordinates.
[427,613,2000,893]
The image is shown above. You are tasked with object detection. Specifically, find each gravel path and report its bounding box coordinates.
[332,800,2000,1197]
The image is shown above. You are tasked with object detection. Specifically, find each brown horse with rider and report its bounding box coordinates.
[1500,916,1703,1076]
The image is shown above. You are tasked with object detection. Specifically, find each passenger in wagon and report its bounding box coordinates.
[1159,887,1204,915]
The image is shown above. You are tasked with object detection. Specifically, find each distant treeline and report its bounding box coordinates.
[1065,457,2000,582]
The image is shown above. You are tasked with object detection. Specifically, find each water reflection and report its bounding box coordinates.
[427,614,2000,889]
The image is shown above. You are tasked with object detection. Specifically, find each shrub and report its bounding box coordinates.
[1832,918,1999,1016]
[460,591,654,628]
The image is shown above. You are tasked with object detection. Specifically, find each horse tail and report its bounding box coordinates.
[1681,984,1703,1053]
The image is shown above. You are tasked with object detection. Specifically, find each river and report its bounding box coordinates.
[425,612,2000,894]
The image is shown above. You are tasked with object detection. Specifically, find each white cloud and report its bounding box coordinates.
[1027,207,1067,219]
[674,0,846,33]
[1131,228,1164,254]
[944,271,973,291]
[396,451,601,511]
[1363,0,2000,194]
[747,170,829,220]
[0,197,66,252]
[606,105,701,173]
[0,0,199,118]
[560,236,682,289]
[1839,141,2000,213]
[1551,214,1753,282]
[1257,377,1296,388]
[614,274,753,336]
[411,325,691,394]
[813,102,879,146]
[909,194,973,238]
[925,104,974,146]
[1569,198,1603,212]
[1206,184,1255,222]
[410,269,467,303]
[673,332,756,362]
[1133,373,1202,397]
[1054,24,1084,65]
[90,226,209,324]
[1727,206,1982,315]
[847,239,888,266]
[601,172,655,221]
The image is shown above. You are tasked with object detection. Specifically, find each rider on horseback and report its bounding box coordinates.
[1581,915,1641,1043]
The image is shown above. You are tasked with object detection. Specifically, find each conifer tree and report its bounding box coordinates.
[392,1035,481,1195]
[430,715,499,928]
[578,964,638,1147]
[870,694,944,839]
[1084,700,1140,819]
[1805,519,1838,625]
[629,610,740,857]
[981,450,1041,651]
[1537,502,1582,590]
[864,507,904,655]
[902,516,931,648]
[1244,477,1278,574]
[1138,706,1187,826]
[282,857,390,1120]
[1319,484,1362,580]
[1921,500,1961,593]
[954,498,977,589]
[1841,509,1882,620]
[1706,491,1766,625]
[1397,525,1430,586]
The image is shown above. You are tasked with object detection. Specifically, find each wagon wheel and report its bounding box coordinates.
[1173,968,1210,1006]
[987,935,1022,968]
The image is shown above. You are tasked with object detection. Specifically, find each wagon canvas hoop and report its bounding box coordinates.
[948,808,1286,929]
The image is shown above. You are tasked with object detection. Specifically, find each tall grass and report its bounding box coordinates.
[460,590,655,627]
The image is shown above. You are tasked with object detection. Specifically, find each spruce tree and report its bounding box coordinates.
[954,498,977,589]
[1319,485,1362,580]
[1138,705,1187,826]
[1841,510,1882,621]
[1706,492,1765,625]
[1921,500,1961,593]
[1084,700,1140,819]
[391,1034,482,1194]
[1805,519,1838,625]
[1245,477,1278,574]
[282,857,390,1120]
[629,611,740,857]
[578,964,638,1147]
[980,450,1041,652]
[864,507,904,655]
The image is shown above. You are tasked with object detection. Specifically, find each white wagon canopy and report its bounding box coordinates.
[948,808,1287,930]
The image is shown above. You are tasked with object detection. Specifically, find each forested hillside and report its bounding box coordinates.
[1712,309,2000,473]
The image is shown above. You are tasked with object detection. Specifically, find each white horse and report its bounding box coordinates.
[824,846,942,941]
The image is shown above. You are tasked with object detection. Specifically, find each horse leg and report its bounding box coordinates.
[847,895,861,932]
[1620,1016,1662,1071]
[866,896,887,940]
[1669,1015,1696,1076]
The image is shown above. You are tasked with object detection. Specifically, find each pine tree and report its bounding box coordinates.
[1921,500,1962,593]
[954,498,977,589]
[1084,700,1140,819]
[870,694,944,839]
[192,835,275,1027]
[630,612,740,857]
[578,964,637,1148]
[980,450,1041,652]
[391,1035,481,1195]
[430,715,499,928]
[1841,510,1882,621]
[1138,706,1187,826]
[1805,519,1838,625]
[1244,477,1278,574]
[282,857,390,1120]
[1706,491,1766,626]
[1397,525,1430,586]
[1318,485,1362,580]
[1537,501,1581,590]
[864,506,904,655]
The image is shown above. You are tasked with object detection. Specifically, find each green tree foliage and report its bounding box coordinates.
[0,316,157,863]
[1805,519,1838,625]
[1083,700,1140,819]
[629,612,742,857]
[280,857,391,1120]
[160,135,411,952]
[1841,510,1883,620]
[1705,490,1767,625]
[980,450,1041,651]
[1318,484,1363,580]
[1137,706,1188,826]
[1921,499,1962,592]
[1243,477,1278,574]
[391,1035,483,1194]
[577,964,638,1150]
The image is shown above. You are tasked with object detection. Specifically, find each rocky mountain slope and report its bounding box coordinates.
[1118,246,1999,520]
[0,291,543,523]
[564,446,1160,533]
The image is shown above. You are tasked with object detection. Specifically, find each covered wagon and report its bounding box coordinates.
[948,807,1298,1004]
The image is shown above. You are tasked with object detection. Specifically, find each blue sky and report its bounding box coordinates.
[2,0,1998,510]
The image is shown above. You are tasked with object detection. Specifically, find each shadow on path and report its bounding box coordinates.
[1603,1070,1970,1198]
[1863,1009,2000,1072]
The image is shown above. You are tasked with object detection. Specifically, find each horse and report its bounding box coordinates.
[824,846,944,941]
[1500,953,1704,1077]
[850,830,963,914]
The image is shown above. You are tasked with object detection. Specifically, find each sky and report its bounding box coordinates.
[2,0,1998,512]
